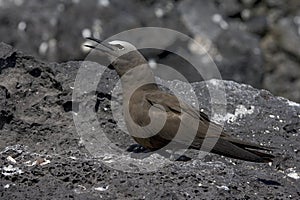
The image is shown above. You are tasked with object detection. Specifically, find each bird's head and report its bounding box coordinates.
[85,38,147,76]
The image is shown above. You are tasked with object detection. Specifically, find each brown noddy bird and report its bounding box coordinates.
[85,37,274,163]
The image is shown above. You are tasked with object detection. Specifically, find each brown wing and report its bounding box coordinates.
[144,90,274,162]
[144,90,214,142]
[144,89,225,138]
[145,90,210,124]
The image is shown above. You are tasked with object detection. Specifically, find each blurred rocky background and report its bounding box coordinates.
[1,0,300,102]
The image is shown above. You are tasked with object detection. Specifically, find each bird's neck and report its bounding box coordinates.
[120,64,158,99]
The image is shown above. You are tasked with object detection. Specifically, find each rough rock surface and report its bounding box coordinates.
[1,44,300,199]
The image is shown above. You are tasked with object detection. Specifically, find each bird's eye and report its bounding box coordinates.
[112,44,125,50]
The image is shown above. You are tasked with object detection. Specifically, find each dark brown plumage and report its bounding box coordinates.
[85,37,274,163]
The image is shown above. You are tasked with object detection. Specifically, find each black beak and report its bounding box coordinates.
[84,37,118,57]
[85,37,115,51]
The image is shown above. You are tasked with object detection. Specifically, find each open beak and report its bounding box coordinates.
[84,37,118,58]
[85,37,114,50]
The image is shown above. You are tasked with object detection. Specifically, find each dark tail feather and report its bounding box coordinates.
[209,138,274,163]
[223,136,276,151]
[244,148,275,162]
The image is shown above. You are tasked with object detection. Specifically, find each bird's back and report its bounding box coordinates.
[126,87,274,162]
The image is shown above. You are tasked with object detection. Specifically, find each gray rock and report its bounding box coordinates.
[178,0,223,40]
[261,18,300,103]
[241,0,258,7]
[0,0,188,62]
[274,17,300,59]
[1,0,300,103]
[215,28,263,88]
[0,43,299,200]
[263,52,300,102]
[245,16,268,35]
[0,42,14,59]
[178,0,264,88]
[217,0,242,17]
[0,42,16,73]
